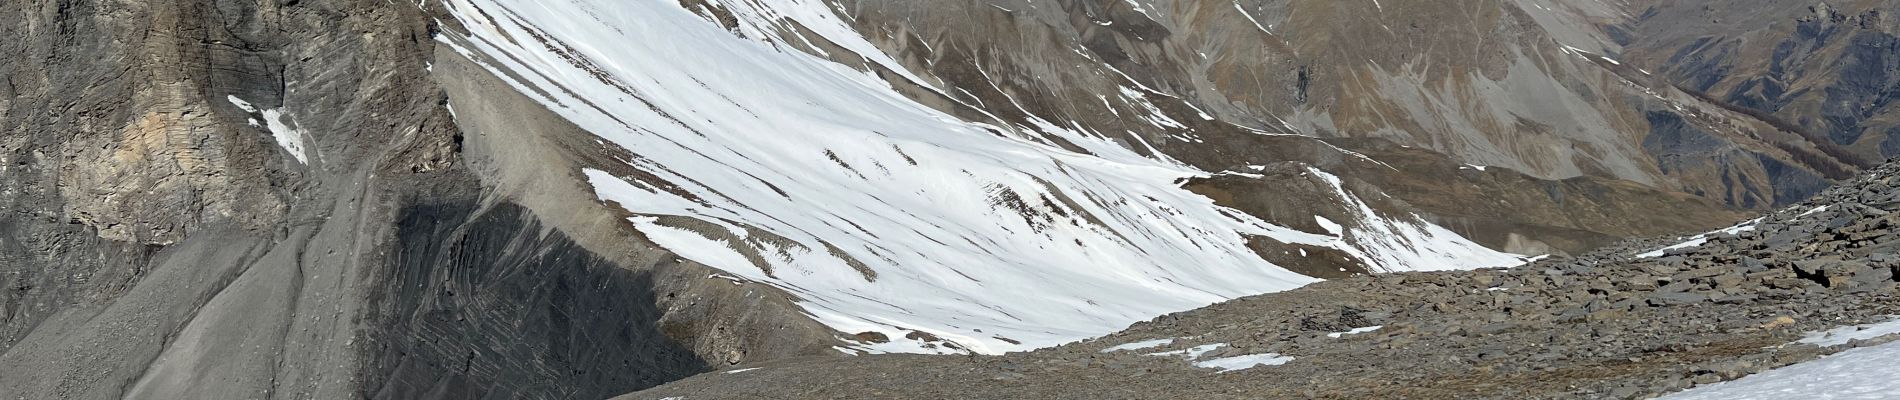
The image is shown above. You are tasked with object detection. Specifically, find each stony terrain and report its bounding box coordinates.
[3,0,1899,398]
[631,161,1900,399]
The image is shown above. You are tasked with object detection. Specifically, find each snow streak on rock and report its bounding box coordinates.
[1194,353,1294,372]
[1101,338,1177,353]
[1636,218,1765,258]
[1306,168,1529,273]
[1799,317,1900,347]
[437,0,1515,354]
[227,95,311,164]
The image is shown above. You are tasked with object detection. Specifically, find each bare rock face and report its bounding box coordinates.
[4,0,1898,398]
[1,1,835,399]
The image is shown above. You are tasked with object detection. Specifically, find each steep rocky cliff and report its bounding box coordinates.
[0,1,831,398]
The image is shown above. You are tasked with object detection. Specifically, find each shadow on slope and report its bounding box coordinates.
[362,202,708,399]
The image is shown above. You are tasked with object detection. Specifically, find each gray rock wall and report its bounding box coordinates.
[0,1,840,398]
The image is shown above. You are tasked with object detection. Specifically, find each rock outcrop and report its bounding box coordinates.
[0,1,836,399]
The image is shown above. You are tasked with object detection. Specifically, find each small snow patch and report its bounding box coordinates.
[1193,353,1294,372]
[723,367,761,374]
[1636,218,1763,258]
[226,95,311,164]
[1147,343,1225,359]
[1314,216,1344,236]
[1102,338,1175,353]
[1800,317,1900,347]
[1636,238,1708,258]
[1327,326,1383,338]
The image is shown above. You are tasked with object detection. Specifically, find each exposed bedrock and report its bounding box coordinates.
[0,0,835,398]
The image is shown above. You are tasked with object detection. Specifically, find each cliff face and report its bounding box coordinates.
[0,1,832,398]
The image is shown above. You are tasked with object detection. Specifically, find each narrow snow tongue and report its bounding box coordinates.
[226,95,313,164]
[436,0,1517,354]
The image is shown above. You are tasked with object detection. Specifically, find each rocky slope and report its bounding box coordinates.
[630,158,1900,400]
[0,1,832,399]
[2,0,1898,398]
[830,0,1857,212]
[1617,0,1900,167]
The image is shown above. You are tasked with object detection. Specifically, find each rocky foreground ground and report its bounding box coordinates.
[628,161,1900,399]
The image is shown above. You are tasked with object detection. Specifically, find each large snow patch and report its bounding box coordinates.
[437,0,1518,354]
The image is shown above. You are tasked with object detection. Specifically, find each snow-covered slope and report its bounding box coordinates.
[436,0,1521,354]
[1667,318,1900,398]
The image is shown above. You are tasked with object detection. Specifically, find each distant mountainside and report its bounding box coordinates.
[0,0,1893,399]
[810,0,1850,250]
[1616,0,1898,184]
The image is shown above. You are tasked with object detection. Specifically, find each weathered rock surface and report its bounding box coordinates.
[0,1,838,399]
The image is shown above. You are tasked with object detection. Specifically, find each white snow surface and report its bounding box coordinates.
[1143,342,1294,372]
[1306,169,1526,273]
[1662,340,1900,400]
[1327,325,1383,338]
[1102,338,1176,353]
[1636,218,1763,258]
[226,95,311,164]
[1314,216,1344,236]
[1799,317,1900,347]
[1193,353,1295,372]
[439,0,1520,354]
[1148,343,1227,359]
